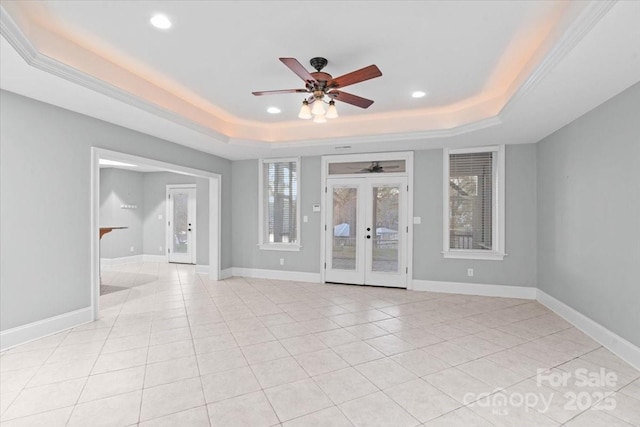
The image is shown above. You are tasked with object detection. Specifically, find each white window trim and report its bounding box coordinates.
[258,157,301,251]
[442,145,506,261]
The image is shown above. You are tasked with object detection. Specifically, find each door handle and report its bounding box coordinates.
[366,235,371,239]
[188,228,192,231]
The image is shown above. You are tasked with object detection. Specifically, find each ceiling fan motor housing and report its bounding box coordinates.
[309,58,332,91]
[310,57,328,72]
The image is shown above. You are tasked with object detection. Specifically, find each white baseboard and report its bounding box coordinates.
[100,255,143,266]
[195,264,209,274]
[231,267,321,283]
[100,254,166,266]
[142,254,166,263]
[220,268,233,279]
[536,290,640,371]
[0,307,93,351]
[412,279,537,300]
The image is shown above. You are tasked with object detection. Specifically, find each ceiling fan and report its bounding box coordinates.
[252,57,382,115]
[357,162,400,173]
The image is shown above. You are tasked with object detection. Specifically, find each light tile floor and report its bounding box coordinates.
[1,262,639,426]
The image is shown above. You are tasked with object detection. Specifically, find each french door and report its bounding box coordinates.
[167,186,196,264]
[325,177,408,287]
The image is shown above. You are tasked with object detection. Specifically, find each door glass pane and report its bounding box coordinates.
[332,187,358,270]
[372,186,400,272]
[173,193,189,254]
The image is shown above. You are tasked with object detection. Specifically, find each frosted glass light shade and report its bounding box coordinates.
[326,101,338,119]
[311,99,325,116]
[298,101,312,119]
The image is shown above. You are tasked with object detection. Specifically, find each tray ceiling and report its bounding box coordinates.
[1,1,638,159]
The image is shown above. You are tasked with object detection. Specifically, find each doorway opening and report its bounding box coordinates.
[321,152,414,289]
[90,147,221,320]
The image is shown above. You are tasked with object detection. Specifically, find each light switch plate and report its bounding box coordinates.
[312,204,321,212]
[413,217,422,224]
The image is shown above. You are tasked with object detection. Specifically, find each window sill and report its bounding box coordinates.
[442,250,506,261]
[258,244,302,252]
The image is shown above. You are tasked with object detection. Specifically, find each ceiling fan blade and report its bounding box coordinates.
[279,58,317,85]
[252,89,308,96]
[327,90,374,109]
[328,65,382,89]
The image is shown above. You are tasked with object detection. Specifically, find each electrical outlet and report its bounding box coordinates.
[279,258,285,265]
[467,268,474,277]
[159,246,163,252]
[130,246,135,253]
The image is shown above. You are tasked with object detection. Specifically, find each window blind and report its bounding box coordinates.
[264,161,298,244]
[449,152,493,250]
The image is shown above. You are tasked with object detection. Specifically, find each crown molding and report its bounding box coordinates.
[231,115,504,151]
[0,6,231,145]
[501,0,618,116]
[0,2,618,153]
[0,6,37,60]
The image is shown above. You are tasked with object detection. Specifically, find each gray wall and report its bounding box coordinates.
[3,82,638,350]
[413,144,537,286]
[0,90,232,331]
[231,148,537,288]
[142,172,209,265]
[231,157,322,272]
[99,168,144,259]
[99,169,210,264]
[537,82,640,347]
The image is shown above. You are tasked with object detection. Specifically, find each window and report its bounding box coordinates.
[259,158,301,251]
[443,146,505,260]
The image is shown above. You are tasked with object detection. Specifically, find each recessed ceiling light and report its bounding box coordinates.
[99,159,137,167]
[267,107,281,114]
[150,14,172,30]
[411,91,427,98]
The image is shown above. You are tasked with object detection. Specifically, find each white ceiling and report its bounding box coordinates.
[33,0,563,119]
[0,1,639,160]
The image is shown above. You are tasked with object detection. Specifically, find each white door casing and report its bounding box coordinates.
[321,152,413,289]
[92,147,221,321]
[325,176,408,287]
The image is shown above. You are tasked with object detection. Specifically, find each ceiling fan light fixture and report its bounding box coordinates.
[311,99,325,116]
[298,100,312,119]
[313,114,327,124]
[252,57,382,120]
[326,100,338,119]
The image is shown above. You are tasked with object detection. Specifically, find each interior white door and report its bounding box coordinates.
[325,177,407,288]
[167,187,196,264]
